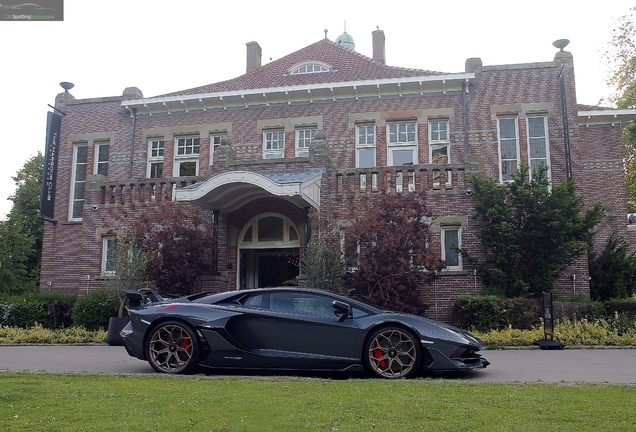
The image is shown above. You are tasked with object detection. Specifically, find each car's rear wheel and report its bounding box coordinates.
[363,326,421,378]
[145,321,201,374]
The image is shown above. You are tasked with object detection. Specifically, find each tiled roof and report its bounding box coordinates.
[161,39,443,97]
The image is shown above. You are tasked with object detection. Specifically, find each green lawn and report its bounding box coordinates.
[1,372,634,431]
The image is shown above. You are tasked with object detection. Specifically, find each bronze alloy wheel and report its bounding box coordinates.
[365,327,421,378]
[146,321,200,374]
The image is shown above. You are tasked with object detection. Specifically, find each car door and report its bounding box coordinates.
[256,291,361,364]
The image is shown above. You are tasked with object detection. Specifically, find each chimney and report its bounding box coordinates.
[246,41,262,73]
[372,29,386,64]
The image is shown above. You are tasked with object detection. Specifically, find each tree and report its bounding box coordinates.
[0,153,44,295]
[101,231,149,317]
[462,166,603,298]
[589,234,636,301]
[131,203,218,296]
[342,193,445,315]
[300,232,347,294]
[602,6,636,109]
[602,7,636,211]
[0,220,35,296]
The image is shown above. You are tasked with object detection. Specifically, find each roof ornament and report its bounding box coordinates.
[335,21,355,51]
[324,29,328,39]
[552,39,570,51]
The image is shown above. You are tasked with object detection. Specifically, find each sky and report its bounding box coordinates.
[0,0,633,220]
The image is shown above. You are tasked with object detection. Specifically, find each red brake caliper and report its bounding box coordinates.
[181,338,191,355]
[374,344,386,370]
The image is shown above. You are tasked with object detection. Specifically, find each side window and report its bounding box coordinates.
[441,226,462,271]
[429,120,450,185]
[263,130,285,159]
[527,115,550,180]
[387,122,417,166]
[295,128,316,157]
[244,294,266,309]
[356,124,376,168]
[174,136,200,176]
[102,236,117,274]
[95,143,110,177]
[497,117,519,182]
[148,139,164,178]
[70,144,88,221]
[210,134,224,164]
[270,292,334,318]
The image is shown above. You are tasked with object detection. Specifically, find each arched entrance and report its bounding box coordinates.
[238,213,301,289]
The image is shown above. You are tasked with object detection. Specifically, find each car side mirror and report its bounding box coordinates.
[333,300,351,322]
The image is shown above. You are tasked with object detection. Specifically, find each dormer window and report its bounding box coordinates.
[288,61,333,76]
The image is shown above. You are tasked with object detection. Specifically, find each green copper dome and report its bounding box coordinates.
[335,31,355,50]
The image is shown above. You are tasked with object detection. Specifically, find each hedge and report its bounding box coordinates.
[0,292,77,329]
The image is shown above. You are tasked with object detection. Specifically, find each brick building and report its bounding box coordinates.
[40,30,636,322]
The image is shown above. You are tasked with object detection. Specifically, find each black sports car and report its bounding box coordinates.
[121,287,489,378]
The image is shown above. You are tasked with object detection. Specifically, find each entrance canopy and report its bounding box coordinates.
[175,169,324,211]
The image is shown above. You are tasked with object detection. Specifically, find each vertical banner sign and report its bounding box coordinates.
[40,112,62,219]
[558,65,573,182]
[543,291,554,340]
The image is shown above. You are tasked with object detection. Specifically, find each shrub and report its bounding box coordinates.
[0,323,106,344]
[589,234,636,301]
[72,289,119,331]
[0,292,76,329]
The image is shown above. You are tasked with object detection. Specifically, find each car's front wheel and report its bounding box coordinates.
[145,321,201,374]
[363,326,421,378]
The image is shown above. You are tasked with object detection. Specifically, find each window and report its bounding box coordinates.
[340,228,359,271]
[148,139,164,178]
[497,118,519,182]
[295,128,316,157]
[527,116,550,179]
[70,145,88,220]
[263,130,285,159]
[441,227,461,271]
[387,122,417,166]
[429,120,450,185]
[95,143,109,177]
[210,134,224,164]
[102,237,117,274]
[356,124,375,168]
[175,136,200,176]
[289,62,331,75]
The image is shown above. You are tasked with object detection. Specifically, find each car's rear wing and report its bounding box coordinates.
[125,288,165,308]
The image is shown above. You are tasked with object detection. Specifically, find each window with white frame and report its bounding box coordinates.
[429,120,451,185]
[210,134,224,164]
[441,226,461,271]
[527,115,550,179]
[295,128,316,157]
[95,143,109,177]
[289,62,331,75]
[497,117,519,182]
[356,124,375,168]
[148,139,164,178]
[340,228,360,271]
[175,136,200,176]
[102,236,117,274]
[263,129,285,159]
[387,122,417,166]
[70,144,88,220]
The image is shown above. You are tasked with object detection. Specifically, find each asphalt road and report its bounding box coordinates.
[1,345,635,383]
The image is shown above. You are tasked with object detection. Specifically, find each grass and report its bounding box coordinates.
[0,372,635,431]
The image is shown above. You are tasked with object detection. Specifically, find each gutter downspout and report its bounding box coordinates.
[462,81,468,157]
[129,107,137,179]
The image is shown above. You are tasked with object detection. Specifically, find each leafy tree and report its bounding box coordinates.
[602,7,636,211]
[101,231,149,317]
[602,6,636,109]
[300,232,347,294]
[624,121,636,212]
[0,220,35,295]
[342,193,445,315]
[131,203,218,296]
[589,234,636,301]
[0,153,44,295]
[462,166,603,298]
